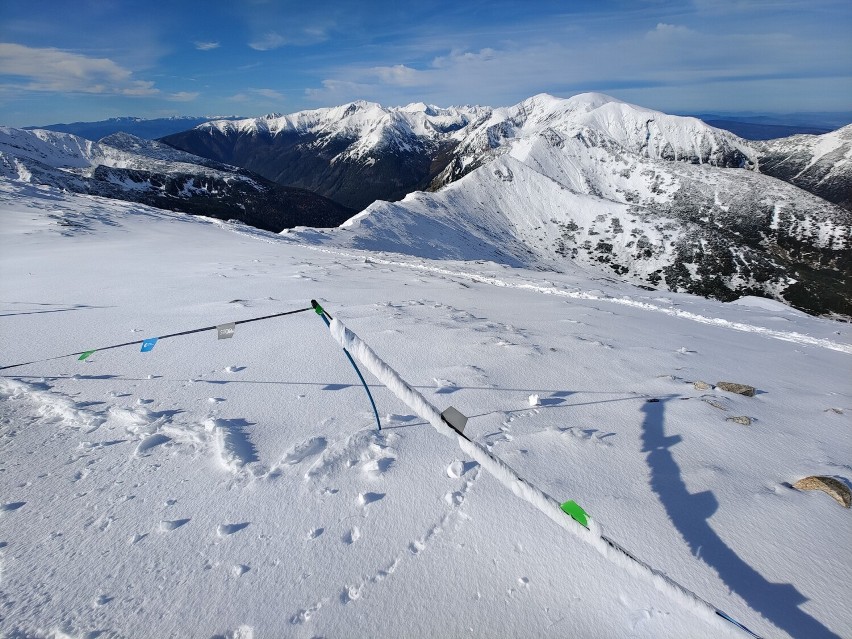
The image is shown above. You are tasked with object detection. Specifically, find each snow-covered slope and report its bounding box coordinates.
[163,101,491,210]
[293,122,851,316]
[756,125,852,210]
[202,100,486,160]
[1,181,849,639]
[432,93,755,188]
[162,93,762,212]
[0,127,353,231]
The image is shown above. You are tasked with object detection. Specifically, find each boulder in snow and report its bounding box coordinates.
[792,476,851,508]
[726,416,752,426]
[716,381,756,397]
[693,381,713,390]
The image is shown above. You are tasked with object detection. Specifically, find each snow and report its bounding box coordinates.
[1,180,851,639]
[200,100,488,162]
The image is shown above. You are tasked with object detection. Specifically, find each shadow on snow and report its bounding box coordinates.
[640,396,839,639]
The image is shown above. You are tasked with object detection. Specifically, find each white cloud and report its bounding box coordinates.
[167,91,199,102]
[253,88,287,101]
[249,32,287,51]
[372,65,422,87]
[432,48,497,69]
[0,43,158,96]
[194,41,220,51]
[227,88,286,103]
[646,23,694,39]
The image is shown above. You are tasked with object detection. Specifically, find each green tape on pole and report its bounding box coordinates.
[560,500,589,528]
[78,350,96,361]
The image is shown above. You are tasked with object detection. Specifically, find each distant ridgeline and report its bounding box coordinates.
[6,94,852,317]
[24,116,244,142]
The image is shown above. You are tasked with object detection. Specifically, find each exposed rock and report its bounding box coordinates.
[726,416,752,426]
[793,476,851,508]
[716,381,756,397]
[701,396,730,411]
[693,381,713,391]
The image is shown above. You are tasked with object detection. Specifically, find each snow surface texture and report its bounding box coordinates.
[1,181,850,638]
[328,317,745,637]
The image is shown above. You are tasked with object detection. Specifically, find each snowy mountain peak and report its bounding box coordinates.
[756,123,852,209]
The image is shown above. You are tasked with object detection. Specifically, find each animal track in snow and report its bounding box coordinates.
[290,601,323,625]
[340,583,363,605]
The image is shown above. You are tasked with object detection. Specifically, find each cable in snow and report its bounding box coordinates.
[319,306,762,638]
[0,306,313,371]
[311,299,381,431]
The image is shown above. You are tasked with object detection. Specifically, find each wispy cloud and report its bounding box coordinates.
[0,43,158,96]
[248,32,287,51]
[303,9,851,111]
[167,91,199,101]
[248,25,330,50]
[227,87,286,104]
[194,41,220,51]
[253,88,286,101]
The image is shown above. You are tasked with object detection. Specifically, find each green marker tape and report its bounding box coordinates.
[78,350,96,361]
[561,500,589,528]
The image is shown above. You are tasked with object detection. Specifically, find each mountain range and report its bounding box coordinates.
[3,93,850,317]
[23,115,244,142]
[0,128,353,232]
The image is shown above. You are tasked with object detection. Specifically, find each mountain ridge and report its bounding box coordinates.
[0,127,353,232]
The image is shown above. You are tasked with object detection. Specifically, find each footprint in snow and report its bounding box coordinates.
[283,436,328,465]
[342,526,360,545]
[159,518,190,532]
[231,564,250,578]
[135,433,171,456]
[446,460,479,478]
[358,492,385,506]
[341,584,363,604]
[362,457,395,478]
[217,522,250,536]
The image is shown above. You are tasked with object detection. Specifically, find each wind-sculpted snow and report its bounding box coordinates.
[328,317,748,637]
[304,244,852,355]
[1,184,849,638]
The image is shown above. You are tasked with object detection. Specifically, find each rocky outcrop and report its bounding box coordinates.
[793,476,851,508]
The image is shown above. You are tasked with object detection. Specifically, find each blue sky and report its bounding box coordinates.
[1,0,850,127]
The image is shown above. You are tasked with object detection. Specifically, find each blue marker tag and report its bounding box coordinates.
[140,337,159,352]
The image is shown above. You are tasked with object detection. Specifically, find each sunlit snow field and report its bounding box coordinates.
[1,182,850,638]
